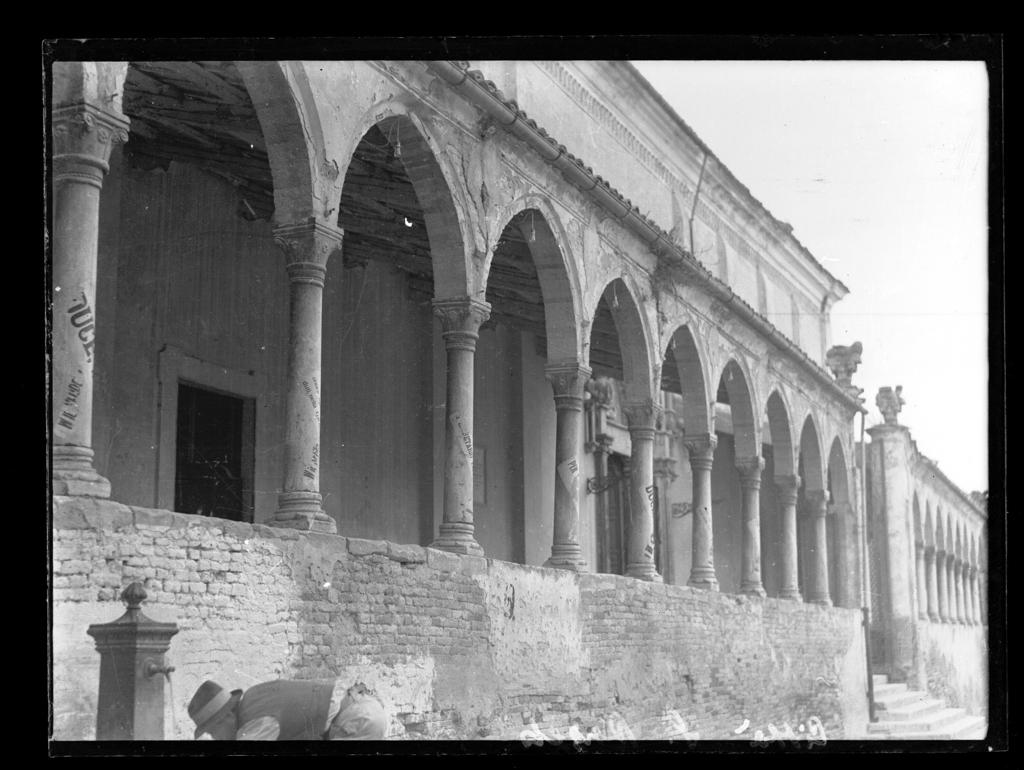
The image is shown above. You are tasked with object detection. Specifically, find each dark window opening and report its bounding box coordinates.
[175,382,254,521]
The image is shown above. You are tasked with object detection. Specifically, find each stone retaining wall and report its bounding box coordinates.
[52,496,868,741]
[914,620,988,717]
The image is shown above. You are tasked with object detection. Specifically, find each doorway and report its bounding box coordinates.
[174,382,254,521]
[601,453,631,575]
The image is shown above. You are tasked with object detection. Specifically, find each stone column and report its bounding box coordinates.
[970,567,980,625]
[915,544,928,620]
[965,565,976,625]
[775,475,802,601]
[271,221,342,533]
[431,297,491,555]
[956,560,967,624]
[935,550,948,622]
[974,569,983,626]
[623,401,662,582]
[925,546,939,621]
[945,552,957,624]
[543,362,590,571]
[653,457,677,583]
[52,101,130,497]
[867,420,915,680]
[685,434,718,590]
[737,457,766,597]
[805,490,832,606]
[962,565,970,626]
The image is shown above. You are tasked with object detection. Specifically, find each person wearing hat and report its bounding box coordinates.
[188,678,387,740]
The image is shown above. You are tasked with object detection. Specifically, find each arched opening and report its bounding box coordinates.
[322,114,469,545]
[827,436,854,607]
[98,61,283,521]
[659,325,713,585]
[912,492,924,617]
[762,390,796,598]
[585,277,654,575]
[710,359,761,594]
[797,415,826,601]
[476,206,579,565]
[925,502,936,621]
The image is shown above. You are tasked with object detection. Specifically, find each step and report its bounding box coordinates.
[872,674,890,688]
[867,707,966,735]
[874,688,932,712]
[875,697,945,721]
[887,716,987,740]
[872,682,908,698]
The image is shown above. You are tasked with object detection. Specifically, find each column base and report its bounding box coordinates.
[687,568,719,591]
[928,612,939,622]
[53,445,111,498]
[430,522,484,556]
[779,587,803,601]
[808,596,833,607]
[740,583,767,598]
[544,546,588,572]
[273,491,336,534]
[626,563,663,582]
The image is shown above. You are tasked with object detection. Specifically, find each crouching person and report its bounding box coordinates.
[188,679,387,740]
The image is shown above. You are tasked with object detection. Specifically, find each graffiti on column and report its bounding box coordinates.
[303,442,319,481]
[55,369,84,438]
[557,457,579,493]
[644,484,657,558]
[301,379,320,423]
[450,412,473,459]
[67,292,96,363]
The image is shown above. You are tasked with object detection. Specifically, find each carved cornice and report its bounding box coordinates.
[433,296,491,351]
[273,221,344,285]
[52,102,130,185]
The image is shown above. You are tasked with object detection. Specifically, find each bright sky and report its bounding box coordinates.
[632,60,989,495]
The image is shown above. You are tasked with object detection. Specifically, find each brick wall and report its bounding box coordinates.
[52,496,868,741]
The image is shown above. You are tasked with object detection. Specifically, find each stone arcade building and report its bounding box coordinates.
[49,60,987,741]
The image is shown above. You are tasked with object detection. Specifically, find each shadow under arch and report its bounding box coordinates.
[350,112,473,299]
[588,276,657,403]
[765,390,797,478]
[485,201,582,362]
[663,324,714,437]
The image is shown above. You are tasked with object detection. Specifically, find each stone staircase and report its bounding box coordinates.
[866,674,987,739]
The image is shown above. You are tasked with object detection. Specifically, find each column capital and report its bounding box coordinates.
[545,360,591,410]
[53,102,130,185]
[774,474,802,503]
[273,220,344,284]
[684,433,717,469]
[622,400,661,433]
[736,456,765,489]
[805,489,829,517]
[433,296,491,350]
